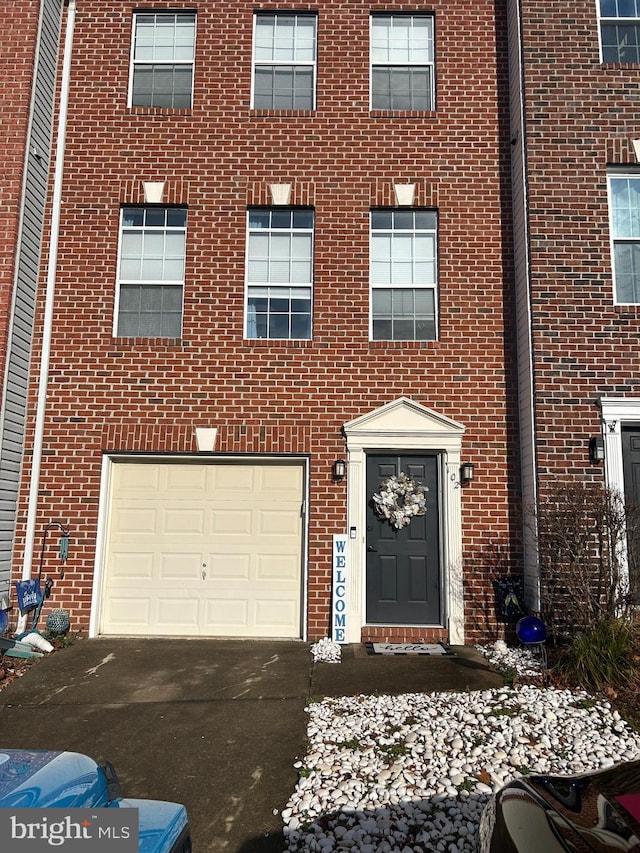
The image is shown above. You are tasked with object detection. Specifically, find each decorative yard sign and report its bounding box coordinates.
[14,579,42,612]
[332,535,348,643]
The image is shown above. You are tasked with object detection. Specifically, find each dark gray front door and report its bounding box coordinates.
[366,454,441,624]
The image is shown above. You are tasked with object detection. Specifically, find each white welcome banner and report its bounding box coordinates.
[331,535,348,643]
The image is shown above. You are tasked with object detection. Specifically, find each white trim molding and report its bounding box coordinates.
[143,181,166,204]
[600,397,640,598]
[600,397,640,496]
[342,397,466,644]
[269,183,292,205]
[195,427,218,452]
[394,183,416,206]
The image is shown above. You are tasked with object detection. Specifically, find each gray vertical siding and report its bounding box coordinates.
[507,0,539,609]
[0,0,63,606]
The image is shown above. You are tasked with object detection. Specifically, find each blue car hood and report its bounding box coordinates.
[0,749,190,853]
[0,750,110,809]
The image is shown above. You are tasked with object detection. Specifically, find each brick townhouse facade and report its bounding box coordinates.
[1,0,519,644]
[511,0,640,608]
[6,0,639,645]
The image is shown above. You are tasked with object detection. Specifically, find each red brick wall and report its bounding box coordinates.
[0,3,40,388]
[17,0,517,641]
[520,1,640,488]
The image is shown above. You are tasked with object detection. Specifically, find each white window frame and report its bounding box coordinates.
[115,207,187,338]
[369,210,438,341]
[244,209,314,340]
[598,0,640,62]
[370,14,435,111]
[607,173,640,305]
[251,12,317,110]
[128,11,196,109]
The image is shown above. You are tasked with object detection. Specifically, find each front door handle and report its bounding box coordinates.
[367,545,377,552]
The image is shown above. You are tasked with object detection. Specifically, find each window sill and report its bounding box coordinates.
[108,337,187,352]
[249,109,315,118]
[368,339,439,349]
[600,61,640,68]
[127,106,193,116]
[243,338,313,348]
[370,109,436,119]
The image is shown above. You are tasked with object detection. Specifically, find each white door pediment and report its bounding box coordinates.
[344,397,465,449]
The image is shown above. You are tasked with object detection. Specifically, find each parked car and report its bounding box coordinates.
[0,749,191,853]
[479,759,640,852]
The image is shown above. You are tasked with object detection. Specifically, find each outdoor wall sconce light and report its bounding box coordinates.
[332,459,346,480]
[460,463,475,484]
[589,436,605,464]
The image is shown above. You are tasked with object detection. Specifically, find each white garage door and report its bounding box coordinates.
[100,461,305,637]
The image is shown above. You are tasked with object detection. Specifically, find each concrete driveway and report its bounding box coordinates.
[0,639,502,851]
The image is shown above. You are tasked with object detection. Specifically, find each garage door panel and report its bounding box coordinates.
[254,598,298,629]
[103,596,151,630]
[203,598,250,629]
[252,535,301,559]
[116,465,161,494]
[159,553,202,580]
[213,466,256,492]
[209,554,251,580]
[101,462,304,638]
[257,507,301,536]
[164,465,208,493]
[259,465,302,498]
[255,554,300,582]
[113,507,157,535]
[108,552,154,580]
[163,508,206,535]
[156,597,199,631]
[211,509,253,535]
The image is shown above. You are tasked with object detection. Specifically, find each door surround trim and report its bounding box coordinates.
[601,398,640,497]
[343,398,465,644]
[600,398,640,594]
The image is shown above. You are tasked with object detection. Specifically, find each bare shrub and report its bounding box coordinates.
[534,482,640,641]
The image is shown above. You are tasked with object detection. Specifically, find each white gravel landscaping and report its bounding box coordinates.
[282,644,640,852]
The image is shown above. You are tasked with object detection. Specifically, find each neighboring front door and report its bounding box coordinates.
[622,427,640,594]
[622,427,640,509]
[366,454,441,624]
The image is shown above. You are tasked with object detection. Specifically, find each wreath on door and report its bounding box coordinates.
[372,472,428,529]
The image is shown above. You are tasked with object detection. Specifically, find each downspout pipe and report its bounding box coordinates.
[18,0,76,632]
[505,0,539,611]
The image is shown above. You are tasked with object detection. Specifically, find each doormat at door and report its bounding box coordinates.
[368,642,454,656]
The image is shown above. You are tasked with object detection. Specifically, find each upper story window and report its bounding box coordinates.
[370,210,438,341]
[130,12,196,108]
[116,207,187,337]
[370,14,435,110]
[599,0,640,62]
[246,209,314,339]
[252,13,317,109]
[608,176,640,303]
